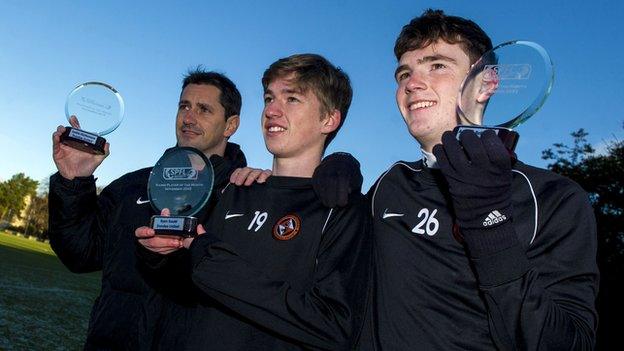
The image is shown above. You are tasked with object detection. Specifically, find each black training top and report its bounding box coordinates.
[183,176,372,351]
[48,143,246,351]
[358,160,598,350]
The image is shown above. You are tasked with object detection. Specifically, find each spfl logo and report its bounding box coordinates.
[163,167,198,180]
[484,64,532,80]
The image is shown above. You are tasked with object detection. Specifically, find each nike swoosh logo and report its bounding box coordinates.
[225,212,244,220]
[136,197,150,205]
[382,209,404,219]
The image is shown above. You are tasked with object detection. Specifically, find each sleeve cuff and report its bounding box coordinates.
[189,232,221,267]
[51,172,96,192]
[462,221,519,258]
[468,241,530,287]
[462,221,530,286]
[135,241,169,269]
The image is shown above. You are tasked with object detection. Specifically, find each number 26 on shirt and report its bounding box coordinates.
[412,208,439,236]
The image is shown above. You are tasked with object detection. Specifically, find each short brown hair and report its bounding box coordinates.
[394,9,493,64]
[262,53,352,149]
[182,67,241,121]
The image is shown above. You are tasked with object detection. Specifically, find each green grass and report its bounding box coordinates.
[0,231,100,350]
[0,231,55,255]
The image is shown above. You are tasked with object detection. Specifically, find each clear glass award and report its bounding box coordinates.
[148,147,214,237]
[454,40,554,151]
[61,82,125,155]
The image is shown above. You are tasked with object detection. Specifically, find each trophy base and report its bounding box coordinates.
[60,127,106,155]
[150,215,198,237]
[453,125,519,152]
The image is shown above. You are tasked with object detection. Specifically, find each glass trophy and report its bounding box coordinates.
[454,40,554,151]
[148,147,214,237]
[61,81,125,155]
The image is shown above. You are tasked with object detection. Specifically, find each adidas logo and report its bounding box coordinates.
[483,210,507,227]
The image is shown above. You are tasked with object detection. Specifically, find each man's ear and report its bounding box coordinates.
[321,109,341,134]
[224,115,240,138]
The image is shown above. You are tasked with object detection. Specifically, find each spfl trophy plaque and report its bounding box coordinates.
[454,40,554,152]
[61,81,125,155]
[148,147,214,237]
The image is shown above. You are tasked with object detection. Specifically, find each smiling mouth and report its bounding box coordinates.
[267,126,286,133]
[408,101,436,110]
[181,127,201,135]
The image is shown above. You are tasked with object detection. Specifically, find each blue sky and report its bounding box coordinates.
[1,0,622,190]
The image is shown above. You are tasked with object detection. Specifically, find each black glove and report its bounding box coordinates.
[312,152,363,208]
[435,131,529,285]
[433,130,512,230]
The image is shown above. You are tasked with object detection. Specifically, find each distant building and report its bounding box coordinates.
[10,194,32,227]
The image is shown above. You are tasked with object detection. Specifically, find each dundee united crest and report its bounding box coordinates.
[272,214,301,241]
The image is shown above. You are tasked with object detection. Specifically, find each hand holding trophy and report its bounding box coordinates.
[148,147,214,237]
[454,41,554,152]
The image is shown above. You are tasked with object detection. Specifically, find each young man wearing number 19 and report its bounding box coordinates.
[138,53,371,350]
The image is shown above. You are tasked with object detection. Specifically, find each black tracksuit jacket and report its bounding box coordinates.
[358,160,599,350]
[48,143,246,350]
[150,176,372,350]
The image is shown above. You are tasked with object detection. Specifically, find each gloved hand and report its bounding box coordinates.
[312,152,363,208]
[432,130,512,230]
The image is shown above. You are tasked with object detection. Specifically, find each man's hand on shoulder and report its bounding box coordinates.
[312,152,363,208]
[230,167,272,186]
